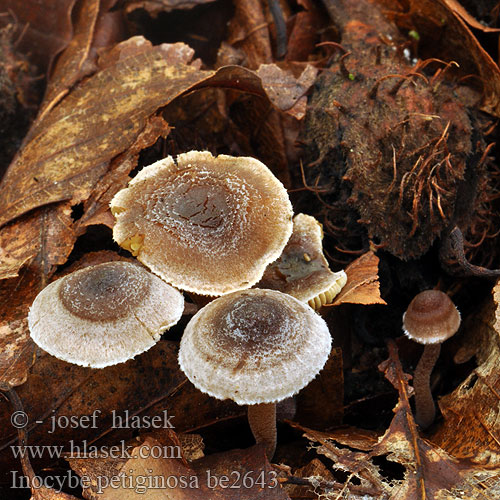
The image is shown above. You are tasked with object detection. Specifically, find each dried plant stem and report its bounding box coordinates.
[268,0,287,59]
[413,343,441,429]
[444,226,500,277]
[248,402,277,459]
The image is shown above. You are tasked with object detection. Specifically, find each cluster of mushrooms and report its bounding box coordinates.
[28,151,346,459]
[28,151,461,460]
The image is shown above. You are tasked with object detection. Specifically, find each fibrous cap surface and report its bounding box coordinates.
[110,151,293,296]
[403,289,461,344]
[28,262,185,368]
[258,213,347,304]
[178,288,332,404]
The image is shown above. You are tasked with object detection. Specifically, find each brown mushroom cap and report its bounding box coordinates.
[403,290,460,344]
[257,213,346,308]
[178,288,332,405]
[111,151,293,296]
[28,262,185,368]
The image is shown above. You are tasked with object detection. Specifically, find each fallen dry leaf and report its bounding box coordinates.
[37,0,102,122]
[431,279,500,467]
[256,64,318,115]
[0,204,75,390]
[288,341,499,499]
[0,203,75,281]
[443,0,500,33]
[70,437,289,499]
[0,271,37,391]
[285,0,324,63]
[75,116,171,231]
[286,422,386,498]
[124,0,218,16]
[227,0,272,69]
[283,458,335,499]
[0,38,213,230]
[373,341,491,499]
[0,339,242,476]
[330,251,386,306]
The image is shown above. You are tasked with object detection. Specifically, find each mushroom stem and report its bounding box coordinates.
[413,343,441,429]
[247,403,277,460]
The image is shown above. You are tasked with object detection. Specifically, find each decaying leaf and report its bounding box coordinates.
[283,458,335,499]
[37,0,102,121]
[256,64,318,117]
[330,251,386,306]
[124,0,218,16]
[0,204,75,390]
[0,281,36,391]
[0,39,213,230]
[69,437,289,499]
[431,278,500,467]
[75,116,171,231]
[0,203,75,281]
[0,339,243,476]
[443,0,500,33]
[387,0,500,117]
[289,341,499,499]
[227,0,272,69]
[285,0,324,63]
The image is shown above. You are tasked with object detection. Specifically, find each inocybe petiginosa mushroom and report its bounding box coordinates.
[110,151,293,296]
[403,289,461,429]
[178,288,332,459]
[28,262,185,368]
[258,213,347,309]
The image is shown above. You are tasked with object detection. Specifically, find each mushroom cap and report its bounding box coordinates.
[178,288,332,405]
[403,290,461,344]
[110,151,293,296]
[257,213,346,308]
[28,262,185,368]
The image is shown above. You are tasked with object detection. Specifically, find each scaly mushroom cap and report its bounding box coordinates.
[403,290,461,344]
[110,151,293,296]
[258,213,346,309]
[178,288,332,405]
[28,262,185,368]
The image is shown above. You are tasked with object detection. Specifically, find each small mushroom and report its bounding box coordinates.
[403,289,461,429]
[28,262,185,368]
[178,288,332,459]
[110,151,293,296]
[258,213,346,309]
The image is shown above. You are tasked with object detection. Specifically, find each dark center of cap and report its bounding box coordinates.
[59,262,150,321]
[146,171,245,239]
[172,184,228,229]
[211,293,295,355]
